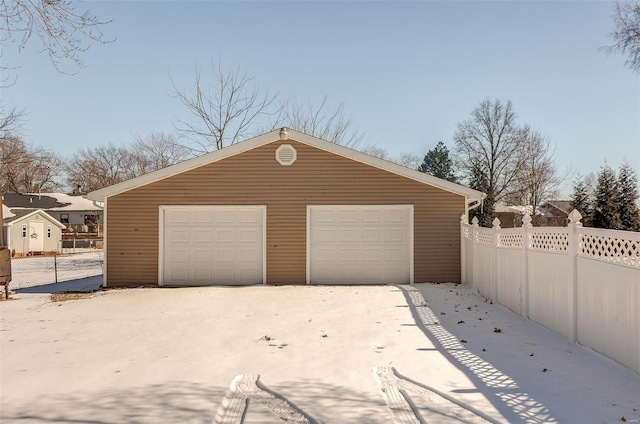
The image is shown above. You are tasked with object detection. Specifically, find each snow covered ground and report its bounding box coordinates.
[8,251,103,289]
[0,283,638,423]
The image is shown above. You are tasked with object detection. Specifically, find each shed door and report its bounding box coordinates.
[161,206,265,286]
[308,205,413,285]
[29,221,44,252]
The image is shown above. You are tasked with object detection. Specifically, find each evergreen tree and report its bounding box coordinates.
[418,141,458,182]
[617,161,640,231]
[570,178,593,226]
[592,166,622,229]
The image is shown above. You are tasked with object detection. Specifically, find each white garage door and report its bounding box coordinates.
[160,206,265,286]
[308,205,413,285]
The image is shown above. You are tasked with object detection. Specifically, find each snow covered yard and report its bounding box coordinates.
[9,251,103,289]
[0,283,638,423]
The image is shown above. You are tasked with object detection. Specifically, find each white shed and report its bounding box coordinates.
[3,209,65,256]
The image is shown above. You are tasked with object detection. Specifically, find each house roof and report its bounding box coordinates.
[88,129,486,204]
[2,193,102,212]
[2,204,15,219]
[3,208,66,228]
[540,200,573,217]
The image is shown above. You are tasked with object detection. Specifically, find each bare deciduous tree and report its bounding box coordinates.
[394,152,422,170]
[453,98,527,225]
[454,99,525,198]
[64,133,190,192]
[0,136,62,192]
[279,96,365,148]
[171,63,280,153]
[0,0,112,74]
[0,104,26,138]
[358,145,389,160]
[131,131,191,175]
[64,143,132,193]
[604,1,640,74]
[504,126,563,221]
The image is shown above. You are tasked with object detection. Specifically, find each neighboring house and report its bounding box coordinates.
[89,129,485,288]
[494,202,573,228]
[2,193,103,236]
[494,204,531,228]
[538,200,572,227]
[3,209,65,257]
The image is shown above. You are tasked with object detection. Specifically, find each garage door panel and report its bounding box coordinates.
[362,228,381,242]
[339,229,359,242]
[238,229,259,243]
[162,206,264,286]
[194,230,212,243]
[362,209,382,222]
[170,249,189,262]
[314,248,335,262]
[193,249,211,262]
[238,209,262,223]
[386,209,405,223]
[385,248,405,261]
[167,210,190,225]
[169,229,189,243]
[339,248,359,262]
[309,205,412,285]
[170,267,189,282]
[194,211,212,224]
[239,249,260,262]
[339,210,359,223]
[193,268,212,281]
[362,248,382,261]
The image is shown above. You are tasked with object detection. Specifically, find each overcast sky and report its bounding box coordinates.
[2,1,638,197]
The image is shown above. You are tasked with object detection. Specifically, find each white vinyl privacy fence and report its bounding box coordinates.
[461,210,640,374]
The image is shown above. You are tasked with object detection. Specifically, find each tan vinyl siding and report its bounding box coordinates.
[106,139,465,286]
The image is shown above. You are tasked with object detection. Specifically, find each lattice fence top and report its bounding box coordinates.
[498,232,523,249]
[529,231,569,253]
[476,228,494,246]
[579,233,640,268]
[463,225,472,240]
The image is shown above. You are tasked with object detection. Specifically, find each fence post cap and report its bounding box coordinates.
[492,217,501,229]
[568,209,583,226]
[471,216,479,226]
[460,214,468,224]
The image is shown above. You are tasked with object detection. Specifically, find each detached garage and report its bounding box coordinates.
[88,129,484,287]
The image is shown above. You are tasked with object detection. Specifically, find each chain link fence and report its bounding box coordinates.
[9,250,104,290]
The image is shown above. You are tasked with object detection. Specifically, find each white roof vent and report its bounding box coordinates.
[276,144,297,166]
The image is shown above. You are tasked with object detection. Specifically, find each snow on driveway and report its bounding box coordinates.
[0,283,638,423]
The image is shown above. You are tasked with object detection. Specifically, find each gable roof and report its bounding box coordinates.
[3,208,66,228]
[540,200,572,217]
[3,193,102,212]
[88,129,485,205]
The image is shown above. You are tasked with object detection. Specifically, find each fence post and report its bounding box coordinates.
[567,209,582,344]
[492,217,501,304]
[521,213,532,319]
[471,217,479,289]
[54,253,58,284]
[460,214,468,284]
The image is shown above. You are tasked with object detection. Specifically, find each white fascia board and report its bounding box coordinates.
[88,128,486,203]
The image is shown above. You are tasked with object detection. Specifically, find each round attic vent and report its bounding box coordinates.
[276,144,297,166]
